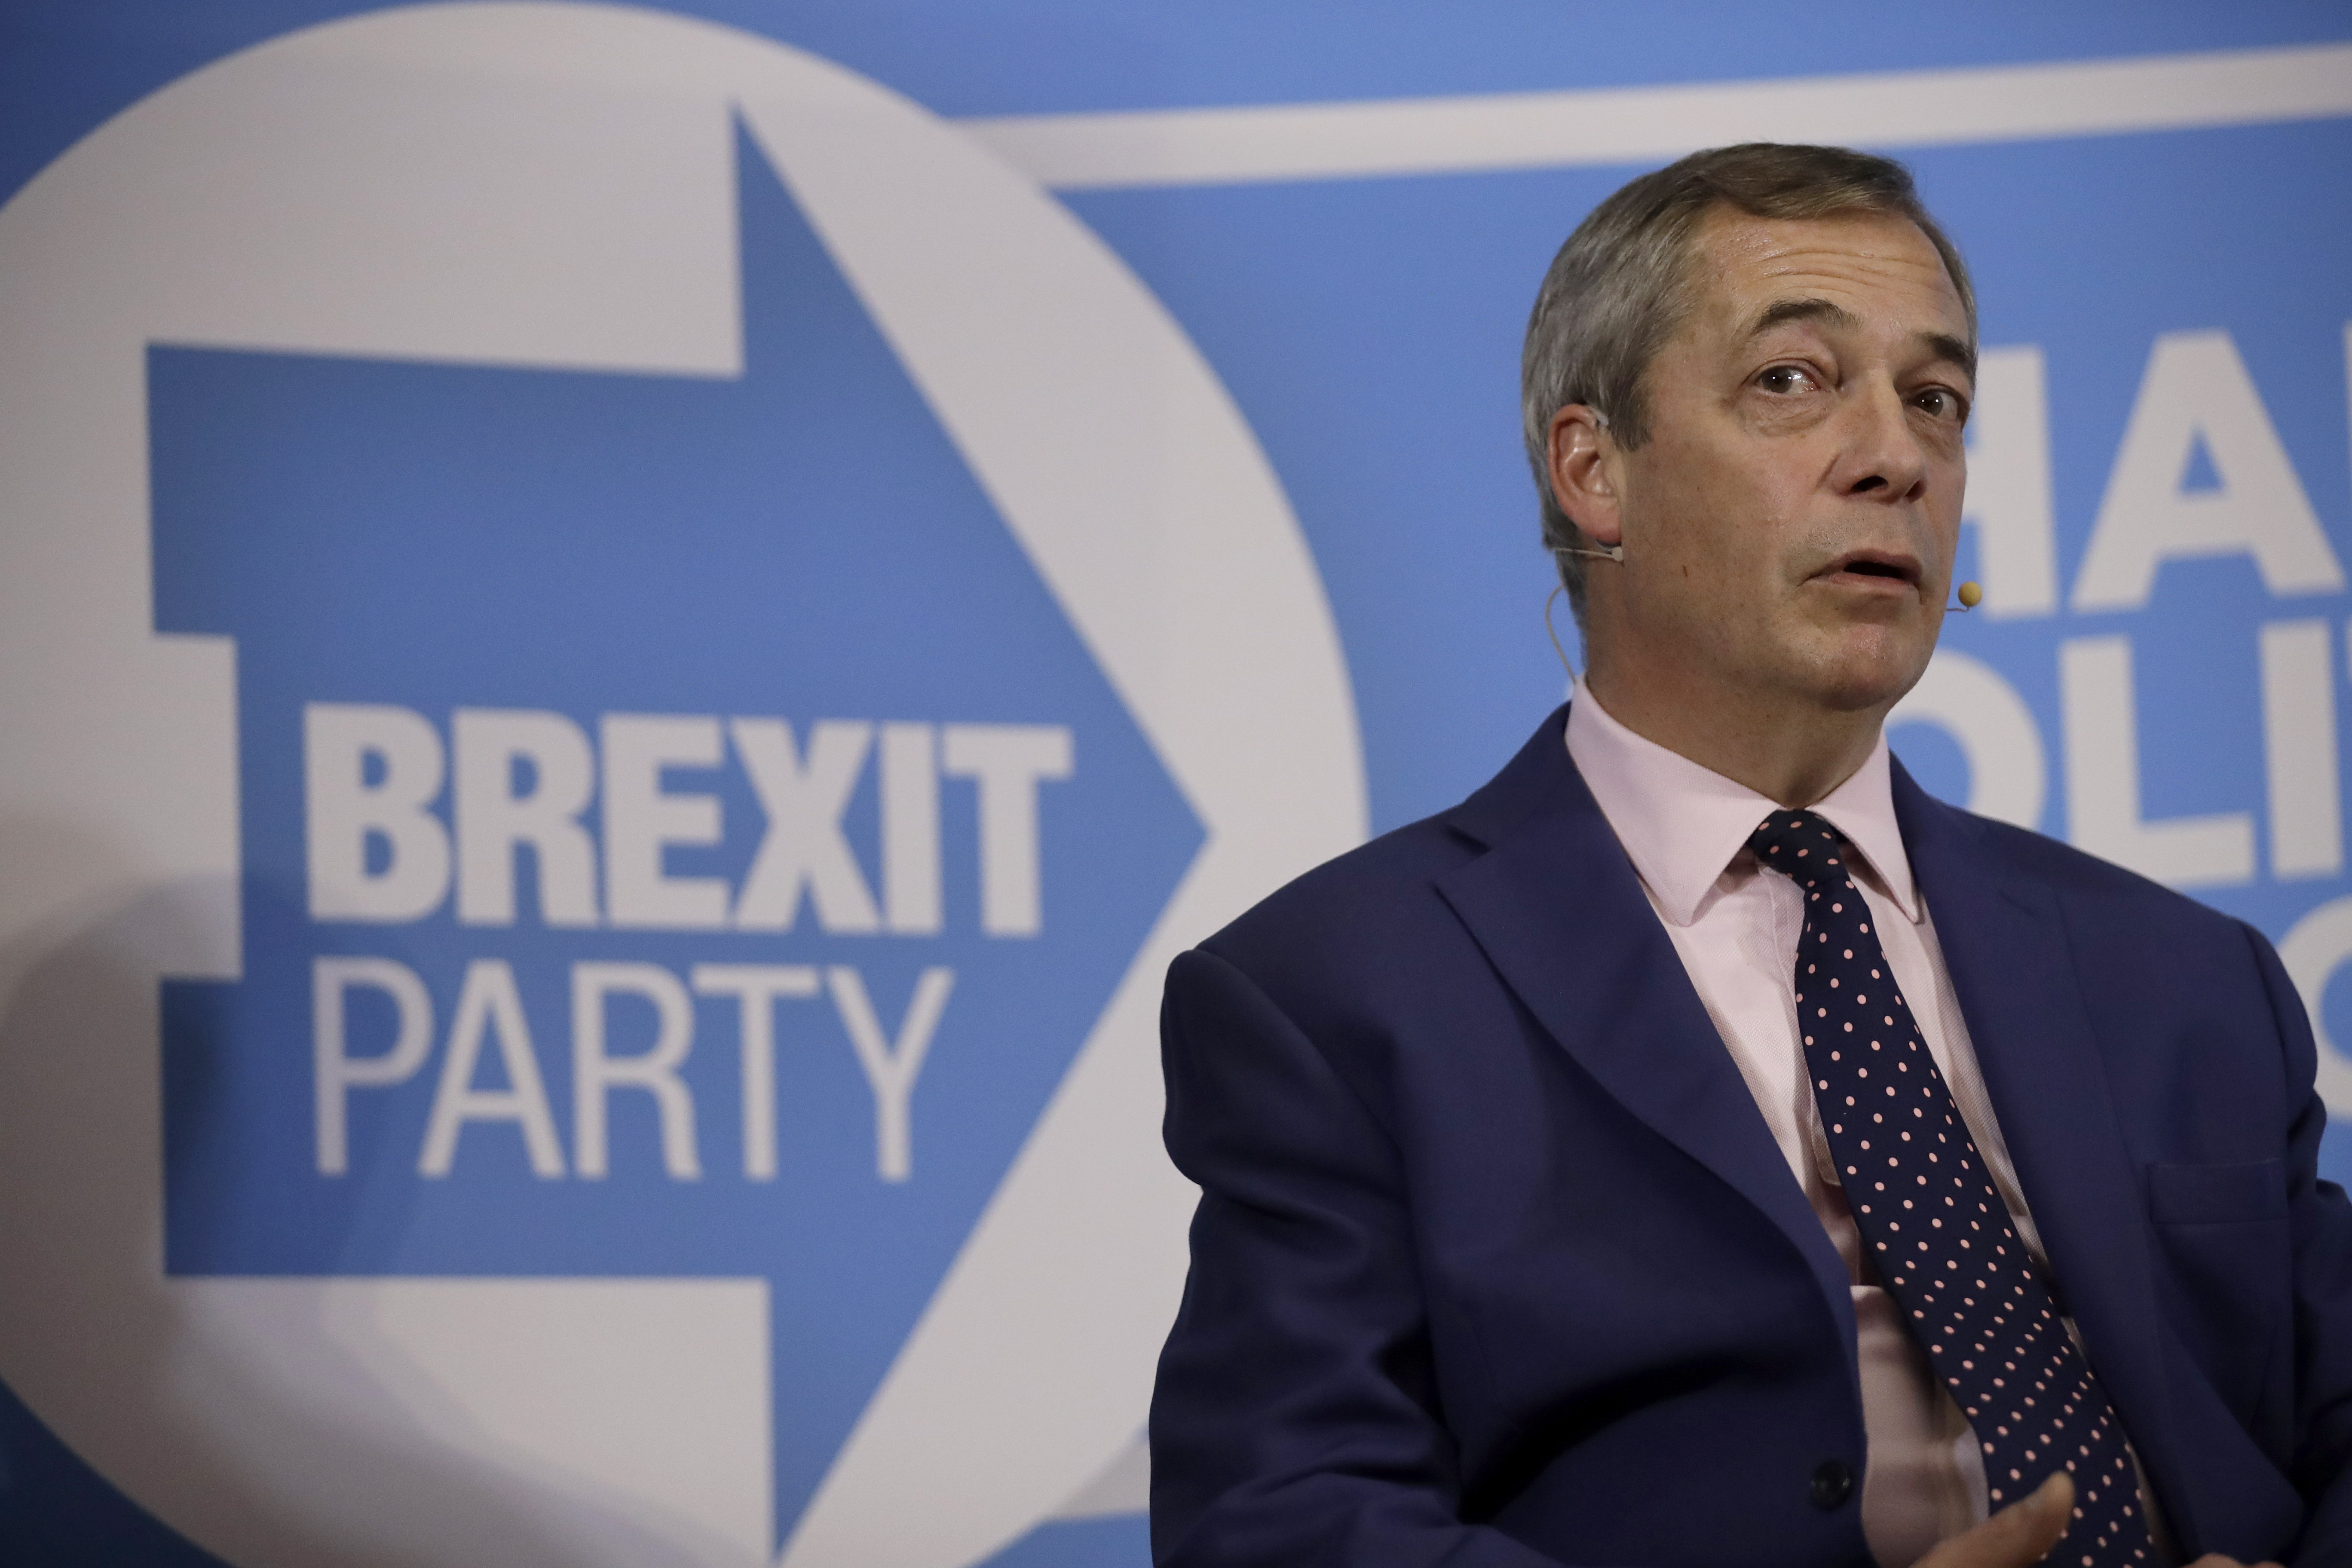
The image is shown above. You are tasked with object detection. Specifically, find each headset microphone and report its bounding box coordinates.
[1554,543,1976,609]
[1548,544,1974,612]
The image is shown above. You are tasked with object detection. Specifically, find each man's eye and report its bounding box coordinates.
[1756,364,1818,395]
[1913,387,1969,422]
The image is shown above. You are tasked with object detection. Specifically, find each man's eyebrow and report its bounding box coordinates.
[1920,331,1977,383]
[1745,297,1978,381]
[1744,297,1858,340]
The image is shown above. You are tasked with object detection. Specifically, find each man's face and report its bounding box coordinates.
[1589,207,1973,717]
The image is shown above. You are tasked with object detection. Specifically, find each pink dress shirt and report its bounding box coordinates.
[1565,682,2044,1565]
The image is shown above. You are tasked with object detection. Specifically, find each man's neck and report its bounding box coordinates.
[1580,660,1886,809]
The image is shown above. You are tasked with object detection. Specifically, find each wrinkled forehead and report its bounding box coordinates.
[1682,208,1972,352]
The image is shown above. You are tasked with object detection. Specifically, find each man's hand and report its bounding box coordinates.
[1914,1471,2283,1568]
[1915,1474,2073,1568]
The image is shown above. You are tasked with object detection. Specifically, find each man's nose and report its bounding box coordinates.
[1832,381,1929,503]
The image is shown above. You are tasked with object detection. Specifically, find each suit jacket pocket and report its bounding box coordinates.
[2145,1158,2290,1447]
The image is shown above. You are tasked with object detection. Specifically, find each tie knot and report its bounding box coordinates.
[1746,808,1844,870]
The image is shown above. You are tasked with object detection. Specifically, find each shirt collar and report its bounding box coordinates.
[1563,677,1920,928]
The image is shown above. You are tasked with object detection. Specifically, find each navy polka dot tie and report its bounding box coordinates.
[1748,810,2152,1563]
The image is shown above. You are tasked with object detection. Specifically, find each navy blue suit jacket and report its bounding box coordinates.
[1150,706,2352,1566]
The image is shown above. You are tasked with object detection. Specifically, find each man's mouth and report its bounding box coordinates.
[1821,551,1920,588]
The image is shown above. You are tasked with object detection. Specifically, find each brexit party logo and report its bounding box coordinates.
[0,8,1362,1568]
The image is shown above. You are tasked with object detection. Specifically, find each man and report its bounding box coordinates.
[1148,144,2352,1568]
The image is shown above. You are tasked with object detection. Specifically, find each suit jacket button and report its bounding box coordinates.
[1810,1459,1854,1510]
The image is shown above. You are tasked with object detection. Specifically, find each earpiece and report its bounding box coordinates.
[1550,409,1617,566]
[1543,585,1576,679]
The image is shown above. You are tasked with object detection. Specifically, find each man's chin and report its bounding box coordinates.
[1778,638,1934,717]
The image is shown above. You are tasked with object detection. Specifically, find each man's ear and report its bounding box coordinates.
[1547,404,1623,548]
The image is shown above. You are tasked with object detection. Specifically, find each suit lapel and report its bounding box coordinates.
[1894,768,2197,1547]
[1437,710,1860,1366]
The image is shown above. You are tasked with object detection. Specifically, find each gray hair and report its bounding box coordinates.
[1521,143,1975,621]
